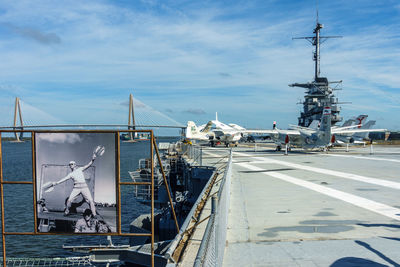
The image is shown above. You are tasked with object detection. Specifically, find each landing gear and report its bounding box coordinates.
[276,146,282,151]
[225,142,229,147]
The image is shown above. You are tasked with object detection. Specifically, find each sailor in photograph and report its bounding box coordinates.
[74,208,97,233]
[37,198,49,213]
[49,145,105,216]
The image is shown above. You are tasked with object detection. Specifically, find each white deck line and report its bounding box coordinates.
[325,153,400,163]
[235,162,400,221]
[203,150,227,157]
[234,152,400,190]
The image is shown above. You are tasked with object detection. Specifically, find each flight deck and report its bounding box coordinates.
[202,144,400,266]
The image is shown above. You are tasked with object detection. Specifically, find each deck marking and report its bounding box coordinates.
[234,152,400,190]
[325,154,400,163]
[235,162,400,221]
[203,150,229,158]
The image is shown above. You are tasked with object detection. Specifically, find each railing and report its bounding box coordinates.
[0,256,93,267]
[129,170,158,201]
[182,144,203,165]
[0,129,180,267]
[164,168,218,262]
[129,154,172,202]
[194,149,232,267]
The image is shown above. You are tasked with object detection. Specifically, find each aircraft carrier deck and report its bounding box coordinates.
[2,140,400,266]
[200,143,400,266]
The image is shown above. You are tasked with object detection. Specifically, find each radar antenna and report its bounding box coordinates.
[292,2,342,80]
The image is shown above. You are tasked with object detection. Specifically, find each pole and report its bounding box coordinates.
[150,132,154,267]
[211,196,216,214]
[200,147,203,166]
[0,133,6,267]
[346,143,349,152]
[32,132,38,233]
[153,138,180,233]
[315,24,320,80]
[117,132,122,234]
[370,143,373,155]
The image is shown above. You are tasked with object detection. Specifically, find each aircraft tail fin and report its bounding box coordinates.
[186,121,198,139]
[341,119,355,127]
[319,106,332,144]
[355,115,368,128]
[355,120,376,139]
[362,120,376,129]
[309,120,320,129]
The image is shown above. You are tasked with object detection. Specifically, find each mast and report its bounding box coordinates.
[314,21,322,80]
[290,7,343,127]
[292,18,341,83]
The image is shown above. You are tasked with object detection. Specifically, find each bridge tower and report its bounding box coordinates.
[13,97,24,142]
[128,94,136,141]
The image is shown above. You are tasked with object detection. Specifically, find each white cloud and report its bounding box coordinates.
[0,0,399,129]
[36,133,82,144]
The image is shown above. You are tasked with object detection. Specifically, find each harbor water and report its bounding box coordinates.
[0,137,179,259]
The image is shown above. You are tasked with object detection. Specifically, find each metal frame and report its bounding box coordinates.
[0,129,179,267]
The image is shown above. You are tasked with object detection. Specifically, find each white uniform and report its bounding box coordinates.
[63,166,96,216]
[66,167,93,204]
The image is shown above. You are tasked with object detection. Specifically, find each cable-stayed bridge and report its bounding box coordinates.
[0,95,185,139]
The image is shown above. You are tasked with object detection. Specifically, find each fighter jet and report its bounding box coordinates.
[185,121,215,143]
[185,113,244,147]
[249,107,386,151]
[280,106,334,150]
[353,120,376,140]
[205,113,243,147]
[334,115,378,144]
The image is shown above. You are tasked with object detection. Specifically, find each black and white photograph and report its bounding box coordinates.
[35,132,117,233]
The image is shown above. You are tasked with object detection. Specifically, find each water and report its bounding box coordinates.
[0,137,180,259]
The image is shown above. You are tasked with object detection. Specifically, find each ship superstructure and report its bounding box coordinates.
[291,17,343,127]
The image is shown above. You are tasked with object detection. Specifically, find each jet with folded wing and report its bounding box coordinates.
[246,107,386,151]
[206,113,243,147]
[334,115,378,144]
[241,107,334,150]
[185,121,215,143]
[185,113,245,147]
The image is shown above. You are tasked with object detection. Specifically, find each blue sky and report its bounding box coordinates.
[0,0,399,130]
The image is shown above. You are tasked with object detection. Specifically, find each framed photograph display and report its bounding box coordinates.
[35,132,117,233]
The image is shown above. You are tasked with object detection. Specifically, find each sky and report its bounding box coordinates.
[0,0,399,130]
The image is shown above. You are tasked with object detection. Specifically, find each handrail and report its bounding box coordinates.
[193,214,215,267]
[164,168,218,260]
[193,149,232,267]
